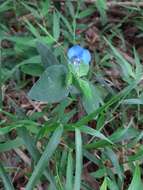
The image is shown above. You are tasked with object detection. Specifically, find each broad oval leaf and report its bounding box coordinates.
[28,65,70,103]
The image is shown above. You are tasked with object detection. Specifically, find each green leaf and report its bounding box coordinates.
[79,125,112,144]
[0,0,11,13]
[19,55,41,65]
[128,148,143,162]
[66,0,75,17]
[134,48,142,79]
[17,127,40,162]
[17,128,57,189]
[66,69,73,86]
[58,11,73,35]
[25,19,40,38]
[53,11,60,41]
[78,63,89,77]
[78,7,96,19]
[100,178,107,190]
[81,81,103,114]
[77,75,140,127]
[0,163,15,190]
[91,168,106,179]
[74,128,82,190]
[69,63,89,77]
[40,0,51,16]
[85,127,139,150]
[65,151,73,190]
[84,150,101,166]
[0,120,39,135]
[105,148,123,181]
[104,38,135,81]
[21,1,40,18]
[106,177,119,190]
[96,0,107,24]
[122,98,143,105]
[0,137,24,152]
[2,36,35,47]
[36,42,59,68]
[78,79,92,98]
[28,65,70,103]
[21,64,44,76]
[128,165,143,190]
[25,126,63,190]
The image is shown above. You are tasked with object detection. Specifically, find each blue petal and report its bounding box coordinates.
[81,49,91,64]
[67,45,84,60]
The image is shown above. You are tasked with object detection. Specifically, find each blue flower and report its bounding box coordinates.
[67,45,91,65]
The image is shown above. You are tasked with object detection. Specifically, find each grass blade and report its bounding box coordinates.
[128,165,143,190]
[0,137,24,153]
[76,80,140,126]
[65,150,73,190]
[25,126,63,190]
[104,37,134,80]
[0,163,15,190]
[105,148,123,181]
[100,177,107,190]
[74,128,82,190]
[53,11,60,41]
[79,125,113,144]
[96,0,107,24]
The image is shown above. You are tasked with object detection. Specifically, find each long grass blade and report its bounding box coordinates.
[25,126,63,190]
[74,128,82,190]
[0,163,15,190]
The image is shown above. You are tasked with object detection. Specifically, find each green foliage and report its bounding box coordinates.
[65,151,73,190]
[53,11,60,41]
[96,0,107,24]
[74,128,82,190]
[128,165,143,190]
[81,81,103,114]
[100,177,107,190]
[28,64,69,103]
[25,126,63,190]
[36,41,59,68]
[1,0,143,190]
[0,163,15,190]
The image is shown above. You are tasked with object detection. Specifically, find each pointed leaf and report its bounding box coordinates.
[53,11,60,41]
[28,65,69,103]
[74,128,82,190]
[81,82,103,114]
[36,42,59,68]
[25,126,63,190]
[0,163,15,190]
[128,165,143,190]
[100,178,107,190]
[65,151,73,190]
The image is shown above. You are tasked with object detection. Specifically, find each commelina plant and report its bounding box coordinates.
[28,43,102,114]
